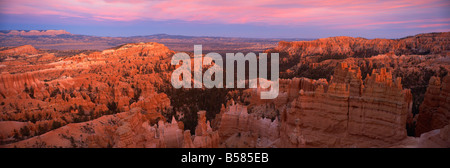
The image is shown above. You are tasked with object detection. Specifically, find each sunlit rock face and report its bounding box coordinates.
[270,32,449,59]
[0,45,38,57]
[0,72,42,98]
[0,42,177,147]
[279,63,411,147]
[224,63,414,148]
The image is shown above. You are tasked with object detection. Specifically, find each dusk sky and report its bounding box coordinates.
[0,0,449,38]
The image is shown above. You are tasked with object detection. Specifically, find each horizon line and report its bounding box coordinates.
[1,29,449,40]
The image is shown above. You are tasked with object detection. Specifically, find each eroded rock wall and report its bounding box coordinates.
[416,75,450,136]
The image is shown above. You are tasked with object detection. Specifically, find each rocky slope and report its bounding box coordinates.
[0,42,176,145]
[0,45,38,56]
[2,108,219,148]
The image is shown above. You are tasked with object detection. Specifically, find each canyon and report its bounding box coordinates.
[0,32,449,148]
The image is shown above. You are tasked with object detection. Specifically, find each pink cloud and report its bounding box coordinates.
[334,18,450,29]
[0,0,449,30]
[412,23,450,28]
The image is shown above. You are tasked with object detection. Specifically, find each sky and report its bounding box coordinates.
[0,0,449,39]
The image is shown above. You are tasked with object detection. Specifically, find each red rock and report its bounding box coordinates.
[216,101,279,148]
[271,32,449,59]
[416,75,450,136]
[0,45,38,59]
[244,63,412,147]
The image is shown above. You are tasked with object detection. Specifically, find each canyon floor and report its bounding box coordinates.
[0,31,449,148]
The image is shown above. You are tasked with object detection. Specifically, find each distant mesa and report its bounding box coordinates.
[0,30,71,36]
[271,32,450,58]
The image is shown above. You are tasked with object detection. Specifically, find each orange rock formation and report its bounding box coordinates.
[416,75,450,136]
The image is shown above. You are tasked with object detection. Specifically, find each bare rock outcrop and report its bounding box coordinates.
[2,107,222,148]
[416,75,450,136]
[102,42,174,59]
[192,111,220,148]
[417,124,450,148]
[270,32,449,59]
[0,72,42,98]
[226,63,411,147]
[280,63,412,147]
[182,130,195,148]
[110,108,219,148]
[0,45,38,56]
[215,63,413,147]
[216,100,279,148]
[157,117,184,148]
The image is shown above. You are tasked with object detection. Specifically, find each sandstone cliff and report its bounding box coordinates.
[280,63,412,147]
[416,75,450,136]
[218,63,414,147]
[0,72,42,98]
[271,32,449,59]
[215,100,279,148]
